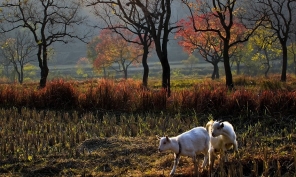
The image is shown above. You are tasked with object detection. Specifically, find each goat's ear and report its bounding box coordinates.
[165,135,170,142]
[156,135,161,140]
[220,123,224,128]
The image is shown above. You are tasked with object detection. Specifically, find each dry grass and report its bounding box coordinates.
[1,75,296,116]
[0,76,296,176]
[0,108,295,176]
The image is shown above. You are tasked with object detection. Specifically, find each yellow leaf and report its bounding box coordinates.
[28,155,33,161]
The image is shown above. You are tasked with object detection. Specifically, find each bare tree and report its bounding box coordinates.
[0,31,36,84]
[0,0,90,88]
[0,48,11,80]
[257,0,296,82]
[87,0,179,96]
[182,0,265,89]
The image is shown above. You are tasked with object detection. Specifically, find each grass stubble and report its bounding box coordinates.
[0,76,296,176]
[0,108,295,177]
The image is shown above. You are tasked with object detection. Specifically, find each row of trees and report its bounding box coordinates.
[0,31,35,84]
[87,29,144,80]
[0,0,90,87]
[180,0,296,89]
[1,0,296,96]
[86,0,296,94]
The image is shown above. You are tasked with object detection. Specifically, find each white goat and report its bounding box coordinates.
[206,120,238,170]
[157,127,210,176]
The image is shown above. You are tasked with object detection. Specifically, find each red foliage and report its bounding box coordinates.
[93,29,142,70]
[1,78,296,118]
[175,12,246,55]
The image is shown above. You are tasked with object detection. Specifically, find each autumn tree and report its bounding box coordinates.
[176,13,246,79]
[87,2,154,88]
[0,0,89,88]
[182,54,199,74]
[256,0,296,82]
[0,31,36,84]
[87,0,178,96]
[182,0,265,88]
[85,36,107,77]
[93,29,142,79]
[248,26,281,77]
[76,57,91,78]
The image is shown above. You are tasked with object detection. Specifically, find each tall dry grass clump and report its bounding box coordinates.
[37,79,77,109]
[78,79,143,111]
[0,76,296,117]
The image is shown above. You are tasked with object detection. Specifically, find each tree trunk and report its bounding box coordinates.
[223,44,234,89]
[281,43,288,82]
[14,65,22,84]
[142,46,149,88]
[236,61,240,75]
[16,70,21,84]
[264,66,270,78]
[39,66,49,88]
[38,45,49,88]
[123,67,128,79]
[212,62,219,80]
[103,67,107,78]
[20,66,23,84]
[264,50,270,78]
[155,38,171,96]
[160,55,171,97]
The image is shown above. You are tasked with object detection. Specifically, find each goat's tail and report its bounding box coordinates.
[206,120,214,133]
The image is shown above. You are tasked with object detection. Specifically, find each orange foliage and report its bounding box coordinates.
[93,29,143,70]
[176,12,246,55]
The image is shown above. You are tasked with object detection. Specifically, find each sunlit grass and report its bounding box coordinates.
[0,108,295,176]
[0,74,296,176]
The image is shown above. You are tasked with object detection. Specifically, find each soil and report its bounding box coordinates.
[0,136,295,177]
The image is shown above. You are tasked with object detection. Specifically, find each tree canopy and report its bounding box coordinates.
[92,29,142,79]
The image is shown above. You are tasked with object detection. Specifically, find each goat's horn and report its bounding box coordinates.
[218,120,224,123]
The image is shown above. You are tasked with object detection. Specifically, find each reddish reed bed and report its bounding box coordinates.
[1,77,296,118]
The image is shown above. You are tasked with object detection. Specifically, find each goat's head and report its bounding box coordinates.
[156,135,172,152]
[211,120,224,137]
[206,120,214,132]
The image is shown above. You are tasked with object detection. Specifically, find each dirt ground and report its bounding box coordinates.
[0,135,295,177]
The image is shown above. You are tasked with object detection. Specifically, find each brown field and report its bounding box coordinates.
[0,76,296,176]
[0,108,295,177]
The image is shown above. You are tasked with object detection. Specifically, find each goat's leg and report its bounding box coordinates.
[201,151,209,168]
[170,154,180,176]
[234,140,238,152]
[222,150,228,162]
[193,155,199,177]
[209,149,215,175]
[234,140,239,158]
